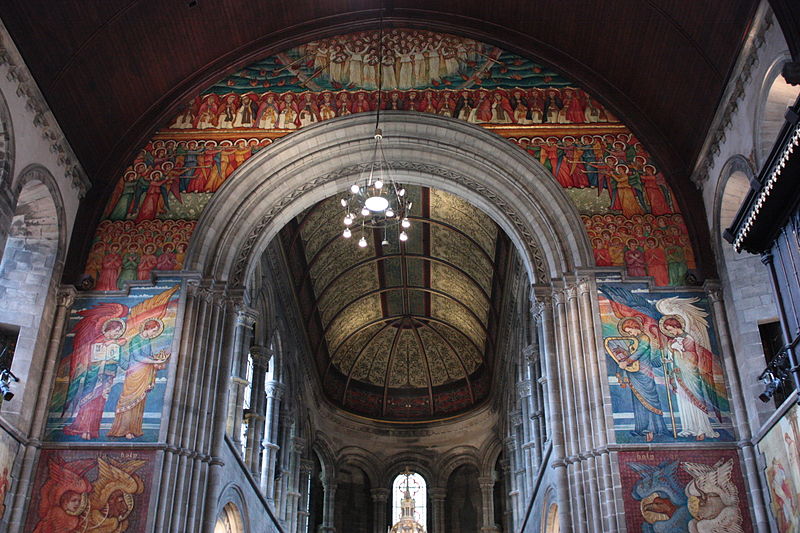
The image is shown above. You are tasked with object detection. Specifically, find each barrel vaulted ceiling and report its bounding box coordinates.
[280,187,511,421]
[0,1,758,280]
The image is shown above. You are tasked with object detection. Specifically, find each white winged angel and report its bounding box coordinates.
[657,297,729,440]
[682,459,744,533]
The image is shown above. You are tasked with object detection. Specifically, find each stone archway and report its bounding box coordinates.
[186,112,593,289]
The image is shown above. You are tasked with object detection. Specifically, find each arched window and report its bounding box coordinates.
[392,470,426,526]
[240,351,254,456]
[214,502,245,533]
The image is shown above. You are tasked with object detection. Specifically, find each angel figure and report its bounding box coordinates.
[62,308,129,440]
[599,286,729,442]
[86,457,146,533]
[657,298,727,440]
[107,285,178,439]
[682,459,744,533]
[32,458,94,533]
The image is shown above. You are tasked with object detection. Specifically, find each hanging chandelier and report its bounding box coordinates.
[340,129,412,248]
[340,14,412,248]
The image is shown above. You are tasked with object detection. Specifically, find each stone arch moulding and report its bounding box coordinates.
[11,164,68,256]
[0,87,14,189]
[215,484,250,533]
[185,112,594,289]
[754,50,796,168]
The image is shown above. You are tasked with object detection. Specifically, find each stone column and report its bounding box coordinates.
[8,287,75,531]
[318,471,337,533]
[284,437,305,533]
[371,487,390,533]
[226,305,257,452]
[532,288,572,533]
[499,460,513,533]
[576,278,617,532]
[478,476,499,533]
[246,345,271,473]
[260,380,285,500]
[705,280,770,532]
[298,459,314,533]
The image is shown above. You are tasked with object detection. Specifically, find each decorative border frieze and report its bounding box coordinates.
[0,20,90,197]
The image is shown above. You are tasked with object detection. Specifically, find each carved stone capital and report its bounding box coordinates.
[293,437,306,453]
[265,381,286,400]
[300,459,314,475]
[516,380,532,398]
[477,476,495,489]
[703,280,723,304]
[370,487,390,502]
[249,344,273,367]
[235,304,258,327]
[522,344,536,364]
[57,286,77,308]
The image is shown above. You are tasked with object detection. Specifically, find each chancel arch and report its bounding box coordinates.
[12,18,774,533]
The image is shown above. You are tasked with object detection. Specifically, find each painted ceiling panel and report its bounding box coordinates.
[430,188,498,258]
[317,263,379,326]
[325,294,383,354]
[430,225,493,294]
[281,185,510,421]
[430,293,484,351]
[429,262,489,325]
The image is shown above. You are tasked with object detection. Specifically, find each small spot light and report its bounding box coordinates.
[361,207,370,216]
[358,236,368,248]
[350,184,360,194]
[385,208,394,218]
[343,228,352,239]
[401,218,411,229]
[759,369,782,403]
[344,216,353,226]
[375,179,383,190]
[340,198,348,207]
[399,231,408,242]
[0,369,18,402]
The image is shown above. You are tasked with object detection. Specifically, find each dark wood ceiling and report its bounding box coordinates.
[1,1,759,279]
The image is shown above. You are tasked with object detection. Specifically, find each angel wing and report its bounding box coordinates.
[121,285,180,344]
[39,458,93,516]
[598,285,664,346]
[64,302,128,415]
[655,296,712,352]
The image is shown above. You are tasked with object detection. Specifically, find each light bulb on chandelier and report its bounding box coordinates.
[337,16,412,248]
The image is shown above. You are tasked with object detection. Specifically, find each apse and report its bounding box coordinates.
[277,186,514,421]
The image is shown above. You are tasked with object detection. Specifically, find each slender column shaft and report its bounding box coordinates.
[478,476,498,532]
[261,381,285,499]
[8,287,75,531]
[705,280,770,532]
[298,460,314,533]
[533,288,572,533]
[371,488,390,533]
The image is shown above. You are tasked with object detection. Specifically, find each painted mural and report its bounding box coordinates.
[45,281,180,442]
[758,403,800,532]
[598,284,733,443]
[84,29,697,289]
[24,448,154,533]
[619,449,752,533]
[0,428,18,522]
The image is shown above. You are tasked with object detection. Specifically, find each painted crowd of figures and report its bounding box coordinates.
[584,214,695,286]
[599,285,731,444]
[513,133,672,215]
[84,221,194,290]
[103,138,273,223]
[27,452,148,533]
[625,454,749,532]
[171,86,614,130]
[297,29,487,89]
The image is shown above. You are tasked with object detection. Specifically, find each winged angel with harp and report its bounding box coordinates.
[57,285,179,440]
[599,285,730,442]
